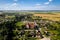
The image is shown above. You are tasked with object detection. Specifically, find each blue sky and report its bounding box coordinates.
[0,0,60,10]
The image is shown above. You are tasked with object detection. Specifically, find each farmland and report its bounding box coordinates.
[33,12,60,21]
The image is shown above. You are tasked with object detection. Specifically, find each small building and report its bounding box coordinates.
[25,22,38,29]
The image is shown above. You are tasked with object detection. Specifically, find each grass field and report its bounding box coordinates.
[33,12,60,21]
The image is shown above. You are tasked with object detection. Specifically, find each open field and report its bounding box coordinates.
[33,13,60,21]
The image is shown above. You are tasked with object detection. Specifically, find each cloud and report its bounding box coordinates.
[44,2,50,5]
[0,4,60,10]
[13,0,18,2]
[35,3,41,6]
[0,0,60,10]
[49,0,52,2]
[35,3,42,9]
[34,5,60,10]
[7,3,21,10]
[44,0,53,5]
[0,3,21,10]
[11,3,17,6]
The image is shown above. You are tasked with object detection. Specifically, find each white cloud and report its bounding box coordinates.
[35,3,41,6]
[35,3,42,8]
[7,3,21,10]
[11,3,17,6]
[33,5,60,10]
[13,0,18,2]
[0,3,21,10]
[44,0,53,5]
[49,0,52,2]
[44,2,50,5]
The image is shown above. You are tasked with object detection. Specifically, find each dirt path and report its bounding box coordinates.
[40,37,50,40]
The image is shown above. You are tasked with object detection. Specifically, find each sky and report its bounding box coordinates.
[0,0,60,10]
